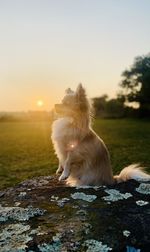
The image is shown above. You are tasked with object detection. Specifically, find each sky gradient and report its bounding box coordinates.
[0,0,150,111]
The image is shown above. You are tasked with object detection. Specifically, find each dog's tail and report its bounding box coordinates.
[114,163,150,183]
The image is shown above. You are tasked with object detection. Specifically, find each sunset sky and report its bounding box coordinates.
[0,0,150,111]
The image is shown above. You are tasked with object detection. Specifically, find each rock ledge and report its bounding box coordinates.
[0,176,150,252]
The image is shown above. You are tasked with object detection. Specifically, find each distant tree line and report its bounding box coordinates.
[0,111,54,122]
[93,53,150,118]
[92,95,126,118]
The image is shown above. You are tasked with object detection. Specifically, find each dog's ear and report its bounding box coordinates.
[76,84,88,111]
[76,83,86,100]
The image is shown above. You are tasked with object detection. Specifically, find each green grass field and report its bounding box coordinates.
[0,119,150,190]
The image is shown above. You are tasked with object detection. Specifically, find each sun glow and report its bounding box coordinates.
[37,100,44,107]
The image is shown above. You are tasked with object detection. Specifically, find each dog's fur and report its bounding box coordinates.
[51,84,150,186]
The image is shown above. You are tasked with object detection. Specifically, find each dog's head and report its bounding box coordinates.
[55,84,90,117]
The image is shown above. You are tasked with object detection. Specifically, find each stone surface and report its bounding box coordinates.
[0,176,150,252]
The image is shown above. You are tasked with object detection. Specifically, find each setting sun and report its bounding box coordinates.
[37,100,44,107]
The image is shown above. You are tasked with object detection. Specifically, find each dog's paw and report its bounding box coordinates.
[56,168,61,175]
[56,165,63,175]
[58,172,68,181]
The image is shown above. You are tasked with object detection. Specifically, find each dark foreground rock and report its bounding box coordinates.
[0,176,150,252]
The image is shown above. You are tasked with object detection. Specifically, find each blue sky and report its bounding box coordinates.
[0,0,150,111]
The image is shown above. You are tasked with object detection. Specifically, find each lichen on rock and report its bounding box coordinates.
[38,242,62,252]
[71,192,97,202]
[20,176,52,188]
[18,191,27,198]
[50,196,70,207]
[103,189,132,202]
[123,230,131,237]
[0,205,45,222]
[126,246,141,252]
[84,239,112,252]
[0,223,32,252]
[136,183,150,195]
[136,200,149,206]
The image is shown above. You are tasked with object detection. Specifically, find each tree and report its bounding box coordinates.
[120,53,150,116]
[105,99,125,118]
[92,95,125,118]
[92,95,108,116]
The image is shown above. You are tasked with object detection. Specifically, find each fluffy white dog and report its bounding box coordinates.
[51,84,150,186]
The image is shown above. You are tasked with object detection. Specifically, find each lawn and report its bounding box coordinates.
[0,119,150,190]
